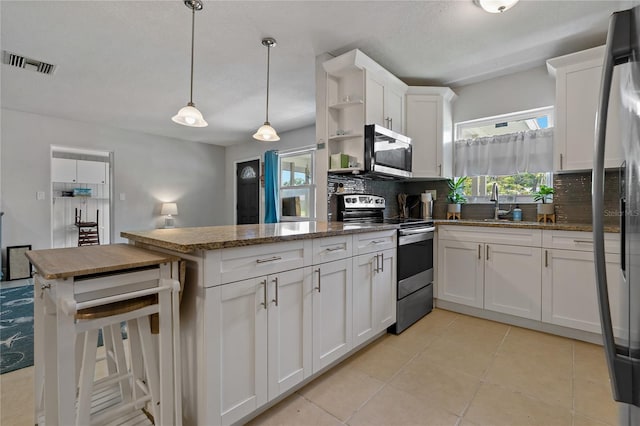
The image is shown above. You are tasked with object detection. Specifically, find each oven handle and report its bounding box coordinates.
[398,227,435,236]
[398,230,434,246]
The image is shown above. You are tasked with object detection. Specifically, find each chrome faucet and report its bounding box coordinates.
[490,182,500,220]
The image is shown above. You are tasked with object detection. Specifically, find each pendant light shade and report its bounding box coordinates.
[254,38,280,142]
[172,0,208,127]
[475,0,519,13]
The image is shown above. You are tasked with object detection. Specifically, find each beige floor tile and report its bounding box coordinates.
[573,414,612,426]
[0,366,35,426]
[437,317,508,354]
[247,393,344,426]
[343,338,413,382]
[418,335,496,378]
[498,326,573,360]
[574,379,618,426]
[389,357,481,416]
[449,315,511,336]
[412,308,461,331]
[380,323,441,356]
[298,365,384,421]
[464,382,573,426]
[574,341,610,385]
[484,352,572,409]
[347,385,459,426]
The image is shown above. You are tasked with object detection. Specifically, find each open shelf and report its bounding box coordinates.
[328,133,363,141]
[328,167,362,174]
[328,100,364,110]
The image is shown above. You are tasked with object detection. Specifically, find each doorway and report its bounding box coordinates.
[236,159,260,224]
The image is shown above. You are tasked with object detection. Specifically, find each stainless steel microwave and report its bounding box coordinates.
[364,124,412,178]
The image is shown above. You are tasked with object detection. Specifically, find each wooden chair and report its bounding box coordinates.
[75,208,100,246]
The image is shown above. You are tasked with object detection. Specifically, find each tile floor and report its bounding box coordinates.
[0,308,618,426]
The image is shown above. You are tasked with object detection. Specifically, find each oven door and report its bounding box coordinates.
[397,228,434,299]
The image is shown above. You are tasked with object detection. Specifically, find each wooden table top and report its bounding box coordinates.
[25,243,180,280]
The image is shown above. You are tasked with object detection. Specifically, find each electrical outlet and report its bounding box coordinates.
[36,191,45,200]
[425,189,437,201]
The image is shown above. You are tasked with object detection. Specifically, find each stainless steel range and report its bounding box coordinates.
[337,194,434,334]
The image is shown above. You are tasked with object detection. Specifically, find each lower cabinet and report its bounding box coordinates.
[353,248,397,347]
[206,267,312,425]
[542,248,624,336]
[312,258,353,373]
[484,244,542,320]
[437,239,484,308]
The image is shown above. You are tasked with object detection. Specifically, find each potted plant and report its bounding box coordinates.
[534,184,555,215]
[447,177,468,214]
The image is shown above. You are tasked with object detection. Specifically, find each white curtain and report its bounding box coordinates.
[454,128,554,176]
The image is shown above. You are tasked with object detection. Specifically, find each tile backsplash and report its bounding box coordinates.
[327,170,620,226]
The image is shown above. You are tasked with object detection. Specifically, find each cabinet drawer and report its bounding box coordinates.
[542,230,620,253]
[312,235,353,264]
[354,230,396,255]
[438,225,542,247]
[209,241,308,285]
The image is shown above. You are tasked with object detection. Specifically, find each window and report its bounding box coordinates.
[455,107,554,203]
[279,147,315,221]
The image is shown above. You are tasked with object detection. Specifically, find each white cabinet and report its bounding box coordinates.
[365,71,405,133]
[51,158,108,184]
[542,231,624,337]
[547,46,624,171]
[405,87,456,178]
[206,267,312,425]
[438,239,484,308]
[484,244,542,320]
[312,258,353,373]
[353,248,396,347]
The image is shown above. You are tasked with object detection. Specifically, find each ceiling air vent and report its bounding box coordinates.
[2,50,56,75]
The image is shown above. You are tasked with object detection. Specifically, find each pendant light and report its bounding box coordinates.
[253,38,280,142]
[474,0,519,13]
[172,0,208,127]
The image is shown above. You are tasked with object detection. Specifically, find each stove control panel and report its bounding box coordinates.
[342,195,386,209]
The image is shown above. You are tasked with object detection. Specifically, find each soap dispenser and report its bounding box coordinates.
[513,205,522,221]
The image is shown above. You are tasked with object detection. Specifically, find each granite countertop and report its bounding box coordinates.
[434,219,620,233]
[121,221,398,253]
[25,244,180,280]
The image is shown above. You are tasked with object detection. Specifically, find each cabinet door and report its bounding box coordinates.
[542,249,624,337]
[208,278,268,425]
[374,248,397,331]
[51,158,77,183]
[365,71,385,127]
[353,252,377,347]
[76,160,106,184]
[437,240,484,308]
[312,259,353,373]
[406,94,440,177]
[484,244,542,320]
[267,268,312,400]
[385,85,404,133]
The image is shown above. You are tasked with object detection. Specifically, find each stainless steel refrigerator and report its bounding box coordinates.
[594,6,640,425]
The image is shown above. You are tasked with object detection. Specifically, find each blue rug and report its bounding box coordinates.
[0,283,34,374]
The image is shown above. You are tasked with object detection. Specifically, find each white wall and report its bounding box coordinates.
[1,108,226,253]
[452,65,555,124]
[224,125,316,225]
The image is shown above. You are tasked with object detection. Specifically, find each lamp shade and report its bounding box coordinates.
[161,203,178,216]
[253,122,280,142]
[476,0,519,13]
[172,104,208,127]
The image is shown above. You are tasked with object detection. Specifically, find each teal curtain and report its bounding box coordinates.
[264,150,279,223]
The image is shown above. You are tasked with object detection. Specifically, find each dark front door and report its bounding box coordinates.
[236,159,260,224]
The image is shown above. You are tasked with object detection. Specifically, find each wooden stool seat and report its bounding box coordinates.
[75,295,156,320]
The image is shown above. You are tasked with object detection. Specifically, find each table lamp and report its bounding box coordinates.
[161,202,178,228]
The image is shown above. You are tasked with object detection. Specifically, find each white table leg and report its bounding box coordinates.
[43,285,59,425]
[55,280,76,426]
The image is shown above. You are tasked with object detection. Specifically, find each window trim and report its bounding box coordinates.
[278,146,316,221]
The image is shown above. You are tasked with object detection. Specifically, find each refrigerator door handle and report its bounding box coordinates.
[593,7,636,406]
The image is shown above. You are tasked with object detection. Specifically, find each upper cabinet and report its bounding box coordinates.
[52,158,108,184]
[547,46,624,171]
[405,87,456,178]
[322,49,407,173]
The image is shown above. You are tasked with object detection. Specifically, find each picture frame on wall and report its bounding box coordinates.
[6,245,32,281]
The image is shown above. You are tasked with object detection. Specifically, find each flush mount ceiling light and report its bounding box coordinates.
[253,38,280,142]
[474,0,519,13]
[172,0,208,128]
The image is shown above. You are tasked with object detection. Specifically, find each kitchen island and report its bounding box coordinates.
[122,221,398,426]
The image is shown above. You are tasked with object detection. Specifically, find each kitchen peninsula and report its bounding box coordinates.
[122,221,399,426]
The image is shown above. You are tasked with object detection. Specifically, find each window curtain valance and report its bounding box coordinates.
[454,128,554,177]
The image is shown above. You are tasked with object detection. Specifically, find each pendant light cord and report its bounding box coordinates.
[265,44,270,123]
[189,4,195,105]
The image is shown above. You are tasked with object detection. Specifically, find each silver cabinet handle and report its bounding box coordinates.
[560,153,563,170]
[545,250,548,268]
[369,240,386,245]
[272,277,279,306]
[260,279,267,309]
[478,244,481,260]
[315,268,321,292]
[486,245,490,261]
[325,246,344,252]
[380,252,384,272]
[256,256,282,264]
[438,164,442,176]
[573,239,594,244]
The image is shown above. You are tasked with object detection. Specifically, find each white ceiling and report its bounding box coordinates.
[2,0,639,147]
